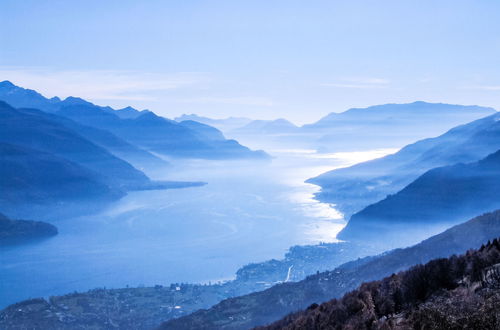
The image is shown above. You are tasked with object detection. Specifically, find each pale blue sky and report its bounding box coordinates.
[1,0,499,123]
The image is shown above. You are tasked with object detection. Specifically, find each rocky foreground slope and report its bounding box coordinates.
[160,210,500,330]
[260,238,500,329]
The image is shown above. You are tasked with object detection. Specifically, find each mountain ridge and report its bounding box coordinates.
[337,148,500,247]
[308,111,500,218]
[0,101,150,188]
[0,81,269,160]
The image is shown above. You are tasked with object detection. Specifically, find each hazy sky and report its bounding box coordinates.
[1,0,499,124]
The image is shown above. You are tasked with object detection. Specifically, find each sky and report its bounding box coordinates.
[1,0,499,124]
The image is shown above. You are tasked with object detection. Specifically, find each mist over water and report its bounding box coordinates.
[0,148,396,308]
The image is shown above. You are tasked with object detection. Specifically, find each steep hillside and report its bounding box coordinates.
[63,120,169,172]
[0,143,123,217]
[309,112,500,218]
[159,210,500,330]
[179,120,226,141]
[0,212,58,246]
[17,106,169,171]
[0,101,150,188]
[261,239,500,330]
[338,149,500,246]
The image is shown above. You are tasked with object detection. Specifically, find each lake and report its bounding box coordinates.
[0,148,396,308]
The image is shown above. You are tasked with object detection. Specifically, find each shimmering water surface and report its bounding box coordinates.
[0,148,396,307]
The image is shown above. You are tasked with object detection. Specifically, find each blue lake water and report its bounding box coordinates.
[0,149,396,308]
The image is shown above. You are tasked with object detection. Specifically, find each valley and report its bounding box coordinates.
[1,83,500,330]
[0,148,393,309]
[2,3,500,329]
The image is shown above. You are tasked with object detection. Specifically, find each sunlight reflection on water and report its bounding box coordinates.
[268,147,398,243]
[309,148,400,161]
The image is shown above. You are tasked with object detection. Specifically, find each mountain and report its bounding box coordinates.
[0,142,123,218]
[303,101,496,152]
[59,120,169,172]
[260,238,500,330]
[0,212,58,246]
[114,106,152,119]
[187,102,496,153]
[307,101,495,129]
[159,210,500,330]
[56,103,268,159]
[308,112,500,218]
[0,101,150,189]
[230,119,299,135]
[223,119,304,151]
[14,106,170,172]
[178,120,226,141]
[0,81,268,160]
[174,114,253,132]
[0,101,204,217]
[338,149,500,247]
[0,80,61,112]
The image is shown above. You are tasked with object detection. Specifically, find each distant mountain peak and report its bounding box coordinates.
[136,110,159,120]
[0,81,48,98]
[116,106,141,113]
[61,96,94,106]
[0,81,68,112]
[0,80,16,88]
[271,118,296,125]
[113,106,154,119]
[303,101,497,141]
